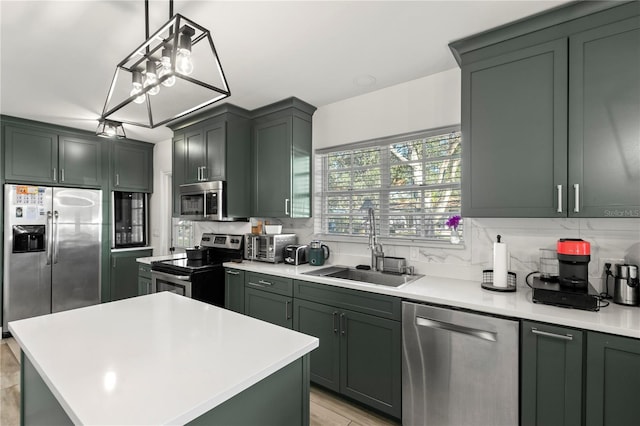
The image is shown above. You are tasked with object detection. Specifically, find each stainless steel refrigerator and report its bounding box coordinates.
[2,184,102,332]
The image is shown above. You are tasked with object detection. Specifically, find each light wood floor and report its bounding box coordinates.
[0,337,399,426]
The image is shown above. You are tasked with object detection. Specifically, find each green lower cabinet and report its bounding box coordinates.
[224,268,245,314]
[340,308,401,418]
[293,298,401,419]
[245,288,293,329]
[521,321,583,426]
[586,331,640,426]
[294,299,340,392]
[138,263,152,296]
[111,250,152,301]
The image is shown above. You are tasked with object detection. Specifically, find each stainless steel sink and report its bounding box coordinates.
[302,266,422,287]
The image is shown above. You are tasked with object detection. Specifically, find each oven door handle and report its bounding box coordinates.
[151,270,191,282]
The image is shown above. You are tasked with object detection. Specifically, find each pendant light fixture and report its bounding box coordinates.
[98,0,230,132]
[96,119,126,139]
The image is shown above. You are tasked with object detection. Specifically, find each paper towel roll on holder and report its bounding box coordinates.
[481,269,517,292]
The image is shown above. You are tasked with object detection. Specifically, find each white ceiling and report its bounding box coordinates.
[0,0,570,143]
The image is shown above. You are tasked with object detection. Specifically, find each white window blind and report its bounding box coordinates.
[317,127,462,242]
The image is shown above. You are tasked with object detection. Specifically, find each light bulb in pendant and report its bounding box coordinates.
[176,28,194,75]
[158,48,175,87]
[143,61,160,95]
[130,71,145,104]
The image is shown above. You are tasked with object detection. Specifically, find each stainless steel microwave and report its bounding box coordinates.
[179,181,226,221]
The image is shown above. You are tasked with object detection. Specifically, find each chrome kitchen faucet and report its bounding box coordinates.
[368,207,384,271]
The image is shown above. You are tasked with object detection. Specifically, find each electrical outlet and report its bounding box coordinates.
[599,257,625,275]
[410,247,419,260]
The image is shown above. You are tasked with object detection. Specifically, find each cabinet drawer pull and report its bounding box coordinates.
[556,184,562,213]
[60,168,65,182]
[248,280,272,287]
[285,300,291,320]
[340,313,346,336]
[53,167,57,181]
[332,311,338,334]
[226,270,240,276]
[115,173,120,186]
[531,327,573,341]
[285,198,290,216]
[573,184,580,213]
[202,166,207,181]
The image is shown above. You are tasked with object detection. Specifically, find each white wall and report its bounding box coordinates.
[313,68,461,149]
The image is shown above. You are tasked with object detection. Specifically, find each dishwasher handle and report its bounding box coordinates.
[416,316,497,342]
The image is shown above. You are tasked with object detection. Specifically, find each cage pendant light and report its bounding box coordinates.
[99,0,230,130]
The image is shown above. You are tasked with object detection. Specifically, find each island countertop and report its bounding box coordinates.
[9,292,319,425]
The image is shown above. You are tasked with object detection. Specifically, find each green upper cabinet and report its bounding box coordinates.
[58,135,102,187]
[252,97,316,218]
[586,331,640,426]
[172,133,186,217]
[170,104,251,217]
[521,321,583,426]
[461,39,568,217]
[112,140,153,193]
[4,125,58,184]
[451,1,640,218]
[4,124,102,188]
[183,118,226,184]
[568,16,640,217]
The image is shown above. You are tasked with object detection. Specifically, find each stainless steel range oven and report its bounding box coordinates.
[150,233,243,306]
[151,270,192,297]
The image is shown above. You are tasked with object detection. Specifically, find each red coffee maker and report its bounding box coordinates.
[557,238,591,289]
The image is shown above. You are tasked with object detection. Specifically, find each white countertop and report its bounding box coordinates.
[223,261,640,339]
[8,292,319,425]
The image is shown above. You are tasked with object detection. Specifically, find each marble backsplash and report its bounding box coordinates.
[178,216,640,293]
[280,217,640,293]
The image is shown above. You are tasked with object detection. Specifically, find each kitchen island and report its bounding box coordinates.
[9,292,318,425]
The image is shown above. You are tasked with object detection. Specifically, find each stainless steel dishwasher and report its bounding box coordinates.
[402,302,519,426]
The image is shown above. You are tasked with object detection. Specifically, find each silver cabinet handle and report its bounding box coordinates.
[333,311,338,334]
[285,300,291,320]
[416,316,497,342]
[573,184,580,213]
[340,313,346,336]
[60,168,65,182]
[285,198,290,216]
[531,327,573,341]
[247,279,273,287]
[556,184,563,213]
[112,257,117,268]
[197,167,200,181]
[53,167,57,181]
[202,166,207,181]
[115,173,120,186]
[226,270,240,276]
